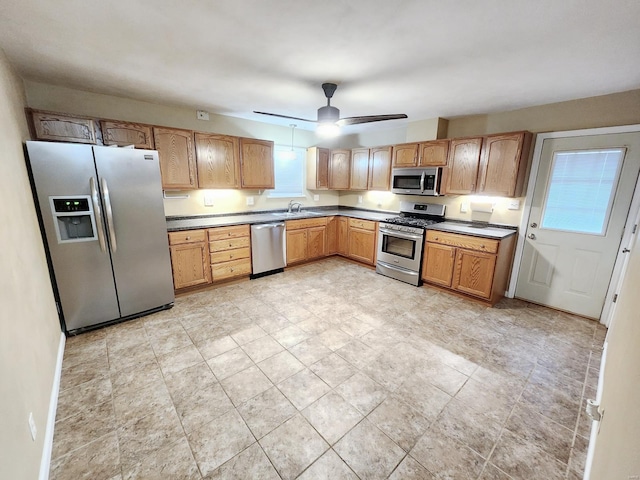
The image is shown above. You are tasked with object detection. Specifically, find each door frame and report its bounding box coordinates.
[507,124,640,325]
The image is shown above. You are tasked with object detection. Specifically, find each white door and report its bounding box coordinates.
[515,131,640,319]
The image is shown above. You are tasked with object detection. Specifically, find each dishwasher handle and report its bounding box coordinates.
[252,222,285,230]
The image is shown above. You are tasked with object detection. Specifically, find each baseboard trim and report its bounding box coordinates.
[39,331,65,480]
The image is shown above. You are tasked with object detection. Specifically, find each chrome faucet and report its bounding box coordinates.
[287,200,303,213]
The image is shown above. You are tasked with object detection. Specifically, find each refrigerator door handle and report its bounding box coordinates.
[100,177,117,253]
[89,176,107,253]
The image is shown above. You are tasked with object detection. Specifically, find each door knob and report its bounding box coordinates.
[530,222,538,228]
[528,233,536,240]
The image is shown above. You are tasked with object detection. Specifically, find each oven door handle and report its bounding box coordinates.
[379,228,424,241]
[420,171,426,193]
[377,261,420,276]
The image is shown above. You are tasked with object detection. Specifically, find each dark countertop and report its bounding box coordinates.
[426,221,517,239]
[166,207,394,231]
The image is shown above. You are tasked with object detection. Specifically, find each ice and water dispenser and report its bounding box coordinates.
[49,196,98,243]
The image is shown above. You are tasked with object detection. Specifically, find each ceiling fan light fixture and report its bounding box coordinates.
[316,122,341,138]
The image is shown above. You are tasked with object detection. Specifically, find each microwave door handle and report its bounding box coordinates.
[89,177,107,253]
[420,171,425,193]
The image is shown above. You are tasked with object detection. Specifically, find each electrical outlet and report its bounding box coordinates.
[358,195,363,204]
[246,196,254,206]
[313,194,319,201]
[196,110,209,121]
[460,202,469,213]
[28,412,36,441]
[203,192,214,207]
[508,200,520,210]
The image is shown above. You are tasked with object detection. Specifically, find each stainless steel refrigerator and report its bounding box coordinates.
[26,141,174,334]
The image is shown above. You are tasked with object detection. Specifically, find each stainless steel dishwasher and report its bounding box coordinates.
[250,222,286,278]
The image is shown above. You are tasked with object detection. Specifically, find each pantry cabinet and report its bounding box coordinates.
[154,127,198,190]
[329,149,351,190]
[286,218,327,265]
[443,137,483,195]
[477,131,533,197]
[422,230,516,304]
[168,230,211,290]
[195,133,240,189]
[307,147,330,190]
[240,138,274,189]
[101,120,154,149]
[208,225,251,281]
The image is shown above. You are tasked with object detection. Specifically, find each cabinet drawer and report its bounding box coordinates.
[168,229,207,245]
[208,224,250,241]
[426,230,499,254]
[211,258,252,280]
[209,237,250,252]
[210,247,250,264]
[348,218,376,231]
[286,217,327,230]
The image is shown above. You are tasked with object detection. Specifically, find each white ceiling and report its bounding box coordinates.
[1,0,639,133]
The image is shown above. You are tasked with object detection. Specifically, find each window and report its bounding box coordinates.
[540,148,625,235]
[268,145,305,198]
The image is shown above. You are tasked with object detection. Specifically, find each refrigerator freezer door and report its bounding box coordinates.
[93,147,174,316]
[26,141,120,330]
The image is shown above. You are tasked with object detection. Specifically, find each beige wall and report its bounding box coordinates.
[447,89,640,137]
[589,233,640,478]
[0,52,62,479]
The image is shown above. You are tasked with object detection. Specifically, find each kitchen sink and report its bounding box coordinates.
[270,211,324,217]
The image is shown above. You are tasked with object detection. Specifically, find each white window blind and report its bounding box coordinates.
[541,148,625,235]
[268,145,305,198]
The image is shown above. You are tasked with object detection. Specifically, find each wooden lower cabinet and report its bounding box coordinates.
[286,218,327,265]
[208,225,251,281]
[346,218,377,266]
[326,217,338,254]
[337,217,349,255]
[422,230,516,304]
[168,230,211,290]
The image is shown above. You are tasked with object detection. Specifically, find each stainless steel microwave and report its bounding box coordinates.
[391,167,442,196]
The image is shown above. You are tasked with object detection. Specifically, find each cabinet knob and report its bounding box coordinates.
[481,244,485,249]
[185,236,190,240]
[230,268,234,272]
[228,243,233,247]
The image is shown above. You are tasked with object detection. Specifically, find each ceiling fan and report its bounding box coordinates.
[254,83,407,136]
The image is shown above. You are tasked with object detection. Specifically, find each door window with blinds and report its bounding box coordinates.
[540,148,626,235]
[268,145,305,198]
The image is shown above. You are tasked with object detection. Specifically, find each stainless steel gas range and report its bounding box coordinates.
[376,201,446,286]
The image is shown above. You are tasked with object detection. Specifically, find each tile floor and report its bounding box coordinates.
[49,257,604,479]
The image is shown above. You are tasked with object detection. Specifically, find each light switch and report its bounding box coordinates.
[246,196,254,206]
[460,202,469,213]
[203,192,214,207]
[508,200,520,210]
[358,195,363,204]
[313,194,320,201]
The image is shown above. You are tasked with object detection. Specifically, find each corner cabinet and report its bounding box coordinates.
[195,133,240,189]
[168,230,211,290]
[153,127,198,190]
[477,132,533,197]
[239,138,274,189]
[442,137,483,195]
[422,230,516,304]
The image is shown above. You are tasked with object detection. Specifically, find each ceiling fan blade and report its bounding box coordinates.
[253,111,317,123]
[337,114,408,126]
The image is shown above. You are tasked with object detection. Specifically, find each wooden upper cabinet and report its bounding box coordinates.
[392,143,419,167]
[350,148,370,190]
[307,147,330,190]
[31,111,96,144]
[443,137,483,195]
[194,133,240,189]
[368,146,392,190]
[419,139,449,166]
[239,138,274,189]
[153,127,197,190]
[478,131,533,197]
[101,121,154,149]
[329,149,351,190]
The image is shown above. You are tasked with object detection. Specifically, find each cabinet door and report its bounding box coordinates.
[478,132,532,197]
[350,148,370,190]
[338,217,349,255]
[422,242,455,287]
[170,242,211,289]
[392,143,419,167]
[329,150,351,190]
[444,137,483,195]
[31,111,96,144]
[452,249,496,299]
[240,138,274,189]
[326,216,338,254]
[419,139,449,167]
[286,229,308,264]
[307,226,326,259]
[153,127,197,190]
[101,121,154,149]
[195,133,239,189]
[307,147,330,189]
[368,146,392,190]
[348,228,377,265]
